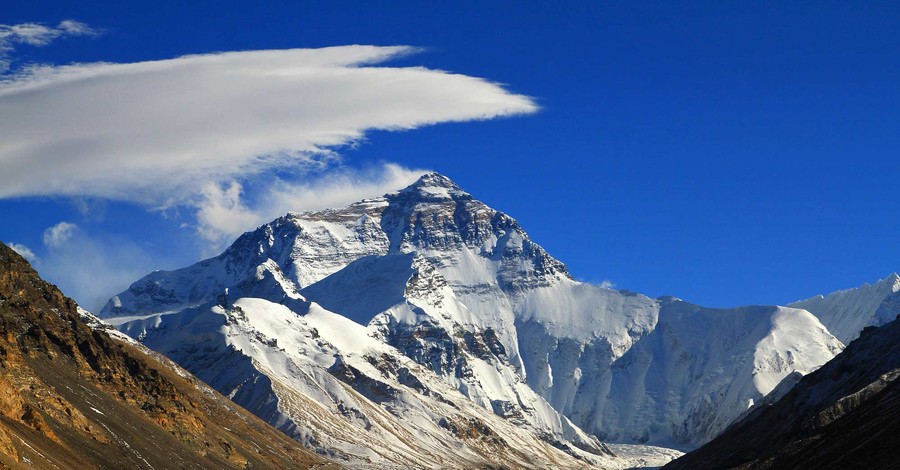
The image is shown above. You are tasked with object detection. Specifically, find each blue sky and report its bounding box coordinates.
[2,2,899,311]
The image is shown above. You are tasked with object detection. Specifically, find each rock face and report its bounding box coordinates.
[0,242,328,469]
[102,172,842,458]
[664,313,900,470]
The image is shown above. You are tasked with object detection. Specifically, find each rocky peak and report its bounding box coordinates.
[383,174,512,249]
[886,272,900,291]
[386,173,473,216]
[400,172,468,195]
[102,172,572,319]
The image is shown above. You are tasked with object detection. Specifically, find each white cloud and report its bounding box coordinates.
[0,45,537,302]
[0,20,98,70]
[56,20,97,36]
[195,163,425,250]
[7,242,39,264]
[42,221,77,248]
[195,181,262,246]
[36,227,169,313]
[0,46,536,208]
[598,280,616,290]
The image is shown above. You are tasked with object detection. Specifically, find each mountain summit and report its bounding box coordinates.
[102,173,847,465]
[399,171,467,194]
[102,173,631,467]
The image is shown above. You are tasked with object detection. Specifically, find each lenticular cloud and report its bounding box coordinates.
[0,46,536,204]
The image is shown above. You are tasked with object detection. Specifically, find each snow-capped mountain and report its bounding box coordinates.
[789,273,900,344]
[101,172,842,460]
[102,175,641,468]
[665,306,900,469]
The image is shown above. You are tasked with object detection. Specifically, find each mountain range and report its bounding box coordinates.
[94,173,900,468]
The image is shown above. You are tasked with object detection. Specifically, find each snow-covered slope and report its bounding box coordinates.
[789,273,900,344]
[516,294,843,446]
[102,172,843,455]
[666,309,900,470]
[110,295,631,468]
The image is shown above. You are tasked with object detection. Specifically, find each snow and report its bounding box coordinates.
[118,295,629,468]
[417,185,452,199]
[100,172,862,461]
[608,443,685,469]
[752,307,843,394]
[299,254,415,325]
[518,279,659,344]
[789,273,900,343]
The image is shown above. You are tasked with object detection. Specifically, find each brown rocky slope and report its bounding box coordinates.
[0,242,332,469]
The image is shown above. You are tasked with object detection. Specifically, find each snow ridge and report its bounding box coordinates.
[789,273,900,344]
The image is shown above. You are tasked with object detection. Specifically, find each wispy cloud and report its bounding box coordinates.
[0,46,535,205]
[0,20,99,71]
[195,163,425,250]
[6,242,39,265]
[35,222,171,312]
[42,221,77,248]
[0,45,536,302]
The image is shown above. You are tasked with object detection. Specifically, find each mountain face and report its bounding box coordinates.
[789,273,900,344]
[0,242,328,469]
[102,172,841,461]
[664,312,900,470]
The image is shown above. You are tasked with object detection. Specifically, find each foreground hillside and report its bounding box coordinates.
[665,312,900,469]
[0,242,329,469]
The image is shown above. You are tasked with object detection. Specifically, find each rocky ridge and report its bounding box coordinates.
[0,242,329,469]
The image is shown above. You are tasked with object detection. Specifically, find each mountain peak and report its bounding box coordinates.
[888,272,900,290]
[410,171,460,189]
[394,172,470,200]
